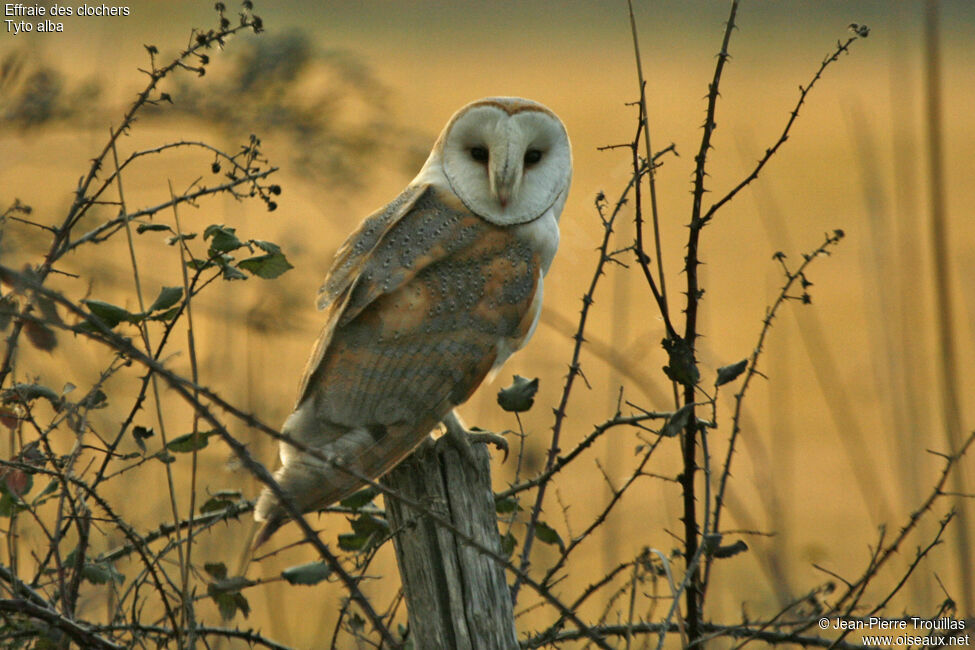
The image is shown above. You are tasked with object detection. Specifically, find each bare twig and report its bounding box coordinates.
[706,230,845,590]
[701,32,867,225]
[510,188,629,604]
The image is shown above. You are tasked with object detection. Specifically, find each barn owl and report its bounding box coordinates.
[254,97,571,546]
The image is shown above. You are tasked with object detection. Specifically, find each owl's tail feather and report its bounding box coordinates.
[251,419,441,547]
[251,453,367,548]
[253,480,286,549]
[253,514,285,549]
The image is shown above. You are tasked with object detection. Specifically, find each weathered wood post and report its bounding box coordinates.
[382,441,517,649]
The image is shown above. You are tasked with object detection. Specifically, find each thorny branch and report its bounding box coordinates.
[674,2,743,639]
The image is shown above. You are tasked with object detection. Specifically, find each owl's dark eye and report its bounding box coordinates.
[470,146,489,163]
[524,149,543,165]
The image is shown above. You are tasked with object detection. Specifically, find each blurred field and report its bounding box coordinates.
[2,1,974,647]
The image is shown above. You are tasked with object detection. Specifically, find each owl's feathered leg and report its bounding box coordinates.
[438,410,509,465]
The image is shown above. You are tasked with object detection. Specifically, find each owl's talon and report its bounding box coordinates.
[468,431,509,462]
[435,426,479,470]
[439,411,509,469]
[435,427,509,469]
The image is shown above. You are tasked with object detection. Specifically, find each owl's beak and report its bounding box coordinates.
[490,157,521,211]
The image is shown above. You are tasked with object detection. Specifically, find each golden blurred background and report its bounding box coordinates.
[2,1,974,646]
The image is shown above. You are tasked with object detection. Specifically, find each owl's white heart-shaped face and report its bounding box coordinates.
[432,97,572,226]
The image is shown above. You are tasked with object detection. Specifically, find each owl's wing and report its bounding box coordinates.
[295,184,541,409]
[316,183,428,314]
[294,184,428,406]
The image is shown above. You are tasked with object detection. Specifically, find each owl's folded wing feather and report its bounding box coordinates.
[295,183,428,406]
[296,184,539,407]
[316,182,428,313]
[290,183,540,467]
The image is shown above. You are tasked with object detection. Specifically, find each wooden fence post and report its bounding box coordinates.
[382,441,517,649]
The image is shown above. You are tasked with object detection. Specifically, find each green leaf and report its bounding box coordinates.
[338,514,389,552]
[199,490,242,514]
[148,286,183,313]
[74,320,99,334]
[204,224,244,252]
[82,561,124,585]
[81,564,110,584]
[497,375,539,413]
[660,404,693,438]
[337,533,368,552]
[0,492,26,517]
[500,532,517,557]
[167,232,197,246]
[166,430,214,453]
[339,487,378,511]
[204,566,253,619]
[282,561,331,586]
[63,546,125,585]
[82,299,142,328]
[200,498,229,513]
[30,479,59,508]
[136,223,173,234]
[494,496,521,514]
[148,306,181,322]
[662,336,699,387]
[252,239,283,254]
[209,588,250,621]
[208,575,255,595]
[154,450,176,464]
[237,251,293,279]
[204,562,228,580]
[534,521,564,550]
[185,257,213,271]
[33,479,60,503]
[221,265,247,281]
[715,359,748,387]
[200,496,235,513]
[132,425,154,452]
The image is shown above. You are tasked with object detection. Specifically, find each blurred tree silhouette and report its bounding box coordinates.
[165,30,429,189]
[0,49,101,128]
[0,31,427,191]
